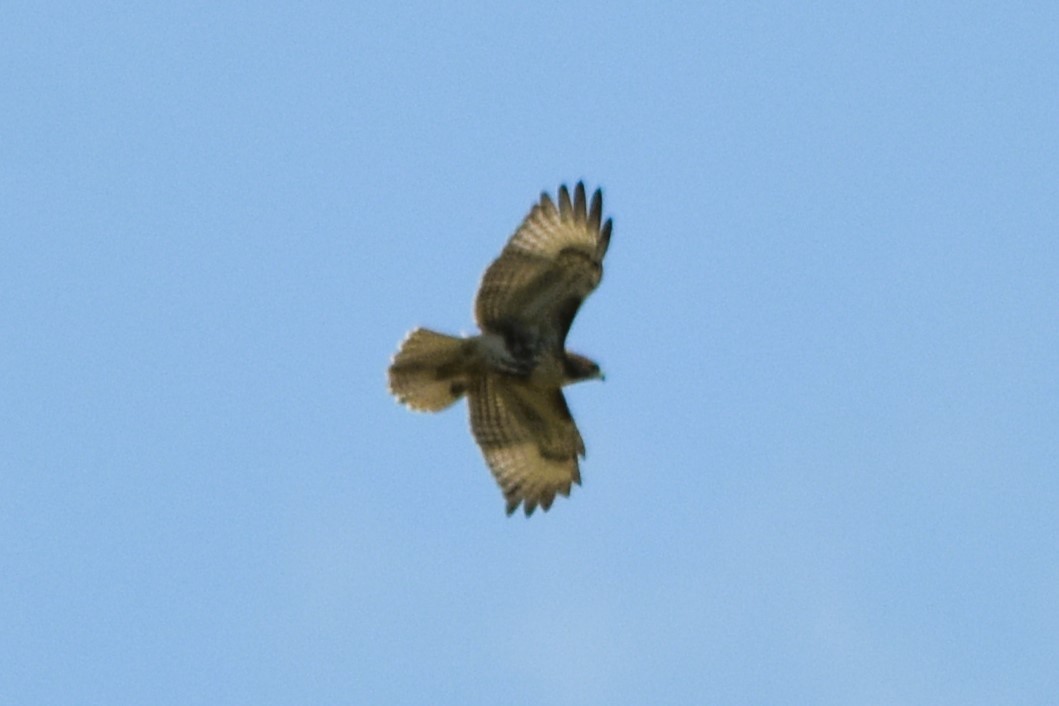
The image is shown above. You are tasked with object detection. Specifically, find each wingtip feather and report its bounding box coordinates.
[588,189,603,231]
[558,184,573,218]
[539,192,557,218]
[598,217,613,258]
[573,182,587,224]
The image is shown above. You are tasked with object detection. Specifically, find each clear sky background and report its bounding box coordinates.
[3,2,1057,704]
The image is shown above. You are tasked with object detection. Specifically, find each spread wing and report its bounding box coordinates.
[474,182,612,351]
[468,374,585,516]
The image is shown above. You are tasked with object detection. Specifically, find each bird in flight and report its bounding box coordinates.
[387,182,613,515]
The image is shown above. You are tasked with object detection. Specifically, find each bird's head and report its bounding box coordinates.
[562,351,604,384]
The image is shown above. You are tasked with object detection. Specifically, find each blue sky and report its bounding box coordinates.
[3,2,1057,703]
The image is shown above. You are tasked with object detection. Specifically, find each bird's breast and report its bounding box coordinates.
[528,353,565,387]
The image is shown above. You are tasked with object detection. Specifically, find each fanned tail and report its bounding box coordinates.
[387,328,471,412]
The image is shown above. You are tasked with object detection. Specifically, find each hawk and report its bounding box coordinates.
[387,182,613,515]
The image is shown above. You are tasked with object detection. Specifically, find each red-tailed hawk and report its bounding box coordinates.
[388,182,613,515]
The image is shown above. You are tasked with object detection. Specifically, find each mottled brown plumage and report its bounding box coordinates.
[388,183,612,515]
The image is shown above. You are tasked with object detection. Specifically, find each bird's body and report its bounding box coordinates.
[387,183,612,515]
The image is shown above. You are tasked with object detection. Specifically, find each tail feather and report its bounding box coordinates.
[388,328,471,412]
